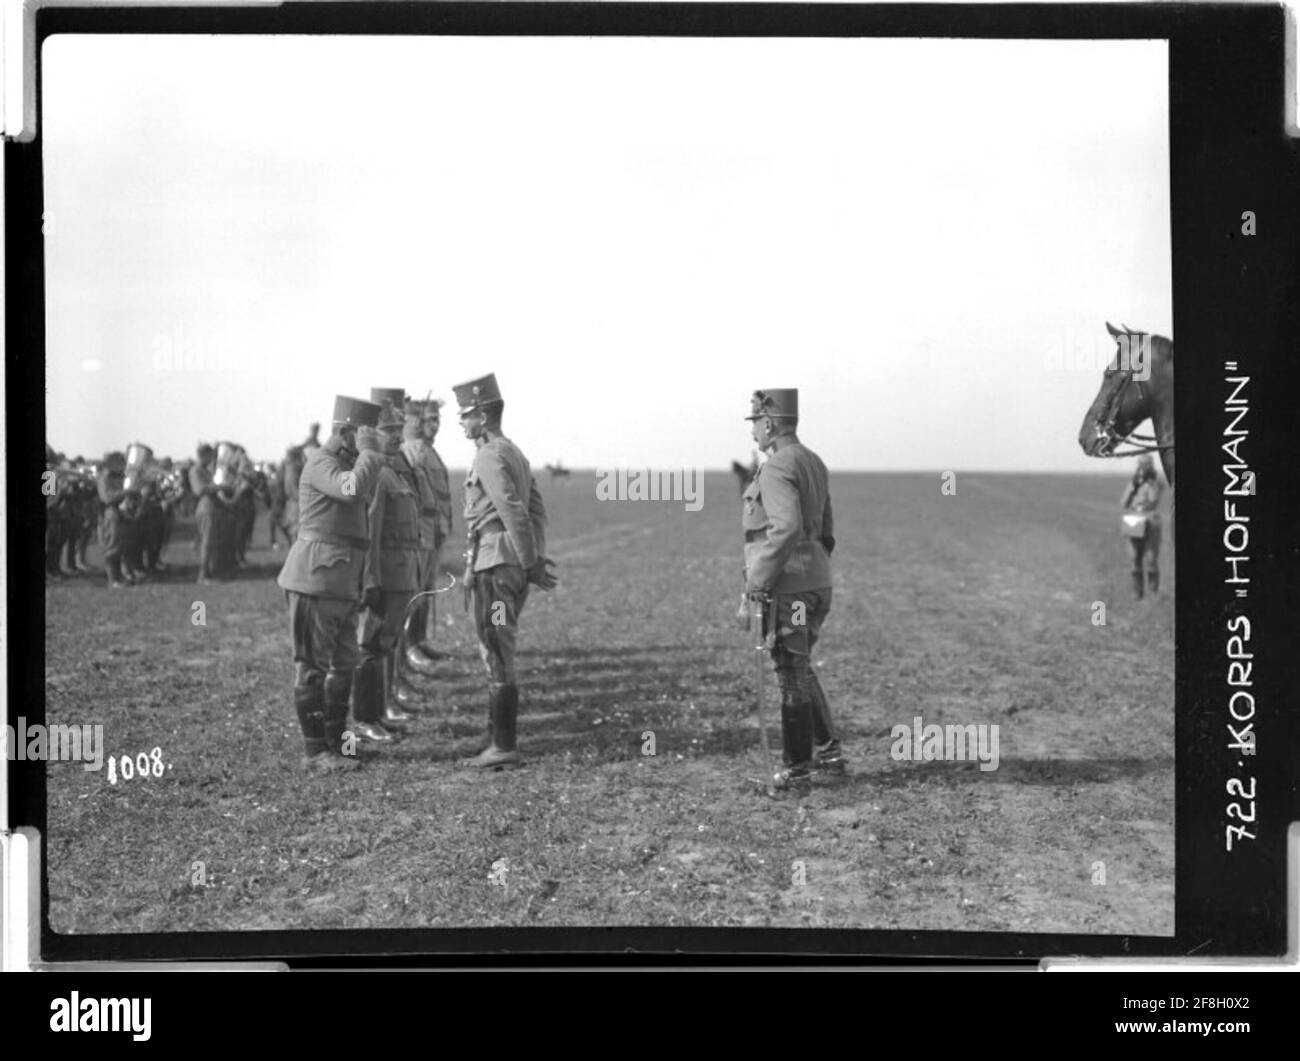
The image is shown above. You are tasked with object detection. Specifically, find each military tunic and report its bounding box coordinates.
[741,435,838,771]
[277,438,383,722]
[402,436,453,584]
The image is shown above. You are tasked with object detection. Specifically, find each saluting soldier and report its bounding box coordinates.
[741,389,846,796]
[455,373,556,769]
[276,396,385,772]
[401,397,454,670]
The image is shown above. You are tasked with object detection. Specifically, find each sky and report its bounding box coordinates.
[41,34,1171,471]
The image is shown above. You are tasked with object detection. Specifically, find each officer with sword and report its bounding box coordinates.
[740,388,846,797]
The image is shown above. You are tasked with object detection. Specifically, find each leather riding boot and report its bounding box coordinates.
[807,674,846,775]
[381,650,414,727]
[295,684,328,758]
[403,601,428,657]
[350,663,394,744]
[467,684,522,769]
[321,671,363,764]
[1148,570,1160,596]
[1131,570,1145,599]
[779,683,814,775]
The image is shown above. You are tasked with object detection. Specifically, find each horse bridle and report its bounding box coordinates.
[1093,363,1174,459]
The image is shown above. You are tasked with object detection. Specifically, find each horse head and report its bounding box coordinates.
[1078,322,1172,458]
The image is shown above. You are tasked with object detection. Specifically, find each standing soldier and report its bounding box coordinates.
[97,451,143,588]
[45,446,68,581]
[1121,453,1164,598]
[137,480,168,573]
[349,398,422,742]
[276,396,385,772]
[402,397,454,670]
[71,470,98,573]
[455,373,556,769]
[741,389,845,797]
[190,444,225,585]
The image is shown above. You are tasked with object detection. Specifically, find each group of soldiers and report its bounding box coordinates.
[44,446,184,586]
[44,433,324,588]
[277,376,844,799]
[49,378,850,798]
[277,384,476,772]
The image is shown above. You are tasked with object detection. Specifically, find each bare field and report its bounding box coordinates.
[43,471,1174,936]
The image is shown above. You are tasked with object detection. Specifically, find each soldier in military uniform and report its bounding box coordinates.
[136,479,168,573]
[276,396,385,772]
[1122,453,1164,598]
[45,446,68,581]
[401,397,454,672]
[741,389,846,796]
[190,444,226,584]
[455,373,556,769]
[97,451,143,588]
[349,397,423,742]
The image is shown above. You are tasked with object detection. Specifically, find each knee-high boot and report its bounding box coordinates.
[321,670,364,765]
[808,673,847,773]
[348,664,393,744]
[467,684,522,769]
[295,684,328,758]
[381,649,414,727]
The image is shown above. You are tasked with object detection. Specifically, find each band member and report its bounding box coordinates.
[350,400,422,743]
[97,451,143,588]
[401,397,454,668]
[277,396,384,772]
[190,444,226,585]
[57,472,96,576]
[136,480,168,573]
[455,373,556,769]
[742,388,845,796]
[45,447,68,580]
[72,473,98,572]
[230,451,259,568]
[1122,453,1163,598]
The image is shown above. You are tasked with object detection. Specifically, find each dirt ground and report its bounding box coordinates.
[42,470,1174,936]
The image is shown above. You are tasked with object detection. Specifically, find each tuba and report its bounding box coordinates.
[123,442,156,492]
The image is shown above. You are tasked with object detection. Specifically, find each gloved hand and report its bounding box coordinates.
[734,594,751,631]
[528,556,558,590]
[362,585,382,612]
[356,425,383,454]
[821,535,835,556]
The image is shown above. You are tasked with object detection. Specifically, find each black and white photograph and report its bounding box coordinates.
[31,27,1187,942]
